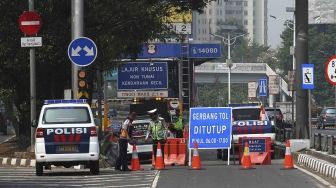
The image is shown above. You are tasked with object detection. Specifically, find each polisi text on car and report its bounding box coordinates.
[46,128,88,135]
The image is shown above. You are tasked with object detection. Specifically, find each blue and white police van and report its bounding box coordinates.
[34,99,99,176]
[218,103,275,160]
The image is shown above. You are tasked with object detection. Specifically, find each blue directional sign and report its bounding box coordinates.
[137,43,181,59]
[259,79,267,97]
[68,37,97,66]
[302,64,314,90]
[189,43,221,58]
[189,107,232,149]
[117,62,168,90]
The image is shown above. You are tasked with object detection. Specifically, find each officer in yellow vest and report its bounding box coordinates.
[145,108,167,163]
[173,115,183,138]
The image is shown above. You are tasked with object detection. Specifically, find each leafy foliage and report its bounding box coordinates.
[276,24,336,106]
[0,0,214,136]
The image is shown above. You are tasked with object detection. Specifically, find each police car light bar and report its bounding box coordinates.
[227,103,260,107]
[44,99,87,104]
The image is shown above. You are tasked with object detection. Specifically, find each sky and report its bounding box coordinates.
[267,0,294,49]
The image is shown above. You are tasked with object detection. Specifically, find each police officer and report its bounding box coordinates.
[173,114,183,138]
[145,108,167,163]
[115,112,136,171]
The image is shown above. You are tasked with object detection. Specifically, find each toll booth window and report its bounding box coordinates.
[233,108,260,121]
[42,107,91,124]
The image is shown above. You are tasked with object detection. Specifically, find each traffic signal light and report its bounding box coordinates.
[78,70,89,99]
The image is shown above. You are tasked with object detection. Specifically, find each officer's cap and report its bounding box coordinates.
[147,108,158,114]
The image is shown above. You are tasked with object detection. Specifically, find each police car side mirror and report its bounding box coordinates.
[31,120,37,128]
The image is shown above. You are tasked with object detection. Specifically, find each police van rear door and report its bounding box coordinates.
[41,106,93,154]
[232,107,274,135]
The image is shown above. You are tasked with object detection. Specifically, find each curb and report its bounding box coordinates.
[0,157,110,169]
[0,157,36,167]
[296,153,336,179]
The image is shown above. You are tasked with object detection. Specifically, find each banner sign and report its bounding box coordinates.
[189,107,232,149]
[117,62,168,90]
[241,138,267,152]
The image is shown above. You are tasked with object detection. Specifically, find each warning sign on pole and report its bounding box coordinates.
[248,82,257,98]
[268,75,279,95]
[302,64,314,89]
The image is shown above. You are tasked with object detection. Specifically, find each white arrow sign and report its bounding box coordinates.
[71,46,82,56]
[83,46,94,56]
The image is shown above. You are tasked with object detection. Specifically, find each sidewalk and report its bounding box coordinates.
[0,124,34,167]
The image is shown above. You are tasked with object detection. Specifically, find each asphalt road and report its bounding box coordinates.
[156,160,328,188]
[0,156,331,188]
[0,166,157,188]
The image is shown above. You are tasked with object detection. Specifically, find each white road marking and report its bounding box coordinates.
[0,168,157,188]
[151,171,160,188]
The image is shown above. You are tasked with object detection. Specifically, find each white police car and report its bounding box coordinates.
[127,118,153,155]
[34,99,99,176]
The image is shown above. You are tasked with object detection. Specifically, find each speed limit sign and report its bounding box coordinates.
[325,55,336,85]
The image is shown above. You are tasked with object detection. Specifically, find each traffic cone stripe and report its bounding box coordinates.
[157,148,162,157]
[193,148,199,156]
[132,151,138,159]
[243,145,249,156]
[285,146,291,155]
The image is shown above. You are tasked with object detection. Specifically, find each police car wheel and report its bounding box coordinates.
[90,161,99,175]
[36,162,43,176]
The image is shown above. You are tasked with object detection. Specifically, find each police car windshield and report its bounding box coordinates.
[42,107,91,124]
[233,108,260,121]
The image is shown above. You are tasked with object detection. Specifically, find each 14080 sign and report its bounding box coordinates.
[189,43,221,58]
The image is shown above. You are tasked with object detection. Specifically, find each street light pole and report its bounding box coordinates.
[270,13,296,125]
[227,32,231,104]
[29,0,36,151]
[210,32,245,105]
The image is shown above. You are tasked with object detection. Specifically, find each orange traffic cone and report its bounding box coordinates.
[283,140,294,169]
[241,142,253,169]
[191,141,201,170]
[131,144,142,171]
[155,142,165,170]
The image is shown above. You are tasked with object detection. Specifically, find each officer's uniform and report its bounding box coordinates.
[115,113,136,171]
[146,109,167,162]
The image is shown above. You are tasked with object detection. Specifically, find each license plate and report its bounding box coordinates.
[56,145,79,153]
[132,137,152,145]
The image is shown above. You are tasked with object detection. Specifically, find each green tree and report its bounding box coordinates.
[0,0,215,138]
[276,24,336,106]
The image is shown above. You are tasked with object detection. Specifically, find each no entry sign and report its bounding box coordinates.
[325,55,336,86]
[18,11,42,36]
